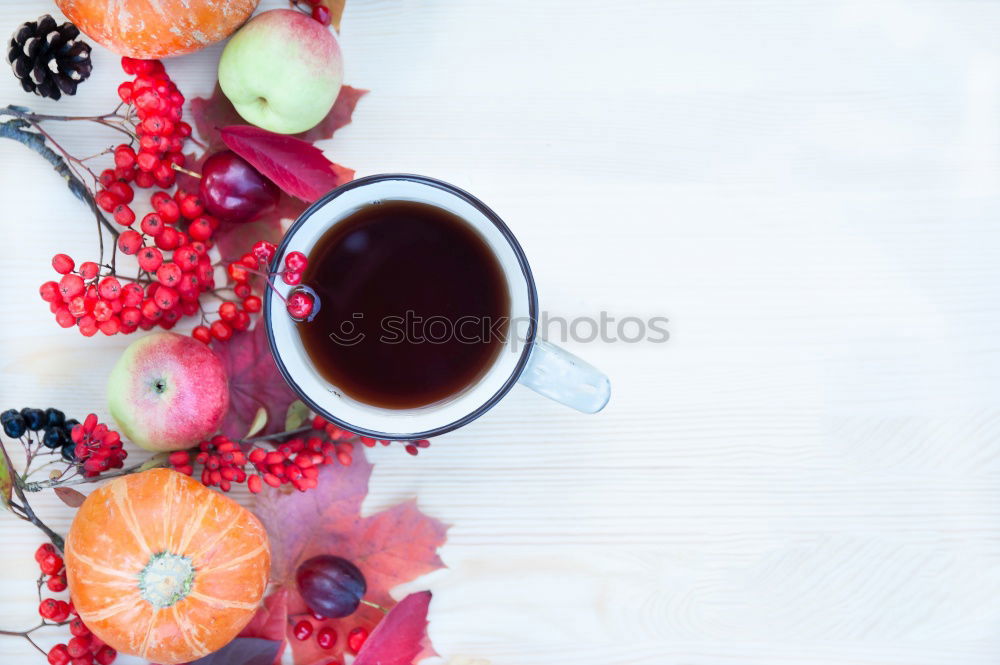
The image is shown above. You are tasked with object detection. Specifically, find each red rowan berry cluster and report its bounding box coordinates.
[166,415,430,494]
[33,545,117,665]
[70,414,127,478]
[34,57,297,344]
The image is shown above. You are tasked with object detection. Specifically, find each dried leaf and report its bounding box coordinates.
[296,86,368,143]
[221,125,354,202]
[53,486,86,508]
[187,637,282,665]
[0,445,13,512]
[190,85,366,149]
[251,449,447,664]
[246,407,268,439]
[285,401,310,431]
[322,0,347,31]
[213,324,298,440]
[353,591,433,665]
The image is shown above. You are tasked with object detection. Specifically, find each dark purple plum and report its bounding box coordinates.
[199,150,279,223]
[296,555,367,618]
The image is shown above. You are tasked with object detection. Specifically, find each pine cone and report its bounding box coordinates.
[8,15,92,101]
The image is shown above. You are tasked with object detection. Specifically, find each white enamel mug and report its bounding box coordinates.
[264,174,610,439]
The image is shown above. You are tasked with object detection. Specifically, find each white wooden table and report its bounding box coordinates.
[2,1,1000,663]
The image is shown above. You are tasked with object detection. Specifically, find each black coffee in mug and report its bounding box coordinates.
[296,199,510,409]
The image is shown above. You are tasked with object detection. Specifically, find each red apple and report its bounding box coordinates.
[107,332,228,451]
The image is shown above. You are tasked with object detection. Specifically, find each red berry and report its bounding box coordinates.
[98,316,121,336]
[40,551,64,575]
[117,230,142,255]
[141,298,161,320]
[154,285,179,310]
[112,204,135,226]
[97,276,121,300]
[54,306,76,328]
[67,636,92,658]
[117,81,133,103]
[134,170,155,188]
[247,474,262,493]
[282,269,303,285]
[35,543,57,562]
[52,253,75,274]
[312,4,332,24]
[95,190,118,212]
[136,247,163,274]
[153,162,177,188]
[69,617,90,638]
[136,151,159,172]
[243,295,262,313]
[227,262,250,282]
[47,644,71,665]
[179,195,204,220]
[217,301,238,322]
[251,241,277,265]
[232,310,251,331]
[187,216,214,241]
[285,251,308,272]
[156,262,182,286]
[234,282,252,299]
[113,145,136,170]
[191,325,212,344]
[47,572,68,592]
[286,289,315,320]
[151,190,171,210]
[293,619,313,641]
[40,281,61,302]
[156,226,181,250]
[210,320,233,341]
[94,646,116,665]
[59,274,85,300]
[79,261,100,280]
[347,627,368,653]
[317,626,337,649]
[140,212,163,236]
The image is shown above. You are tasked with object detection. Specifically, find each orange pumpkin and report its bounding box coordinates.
[55,0,260,59]
[65,468,270,664]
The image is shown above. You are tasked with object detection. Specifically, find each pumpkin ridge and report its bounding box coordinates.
[198,542,268,575]
[110,475,152,555]
[80,597,137,623]
[171,604,208,656]
[161,471,178,551]
[137,606,160,660]
[187,508,240,563]
[188,590,259,611]
[176,486,213,554]
[70,550,138,583]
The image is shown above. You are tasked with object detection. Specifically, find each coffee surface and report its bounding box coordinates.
[297,199,510,409]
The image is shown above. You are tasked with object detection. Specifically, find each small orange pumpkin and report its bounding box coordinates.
[55,0,260,59]
[65,468,270,664]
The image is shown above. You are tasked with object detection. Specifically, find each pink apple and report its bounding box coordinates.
[107,332,229,452]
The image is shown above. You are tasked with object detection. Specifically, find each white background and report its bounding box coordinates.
[2,1,1000,664]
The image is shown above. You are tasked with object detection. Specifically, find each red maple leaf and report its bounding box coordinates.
[212,323,298,439]
[190,84,367,150]
[250,450,448,665]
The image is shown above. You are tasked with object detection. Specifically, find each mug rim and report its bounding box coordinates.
[264,173,540,440]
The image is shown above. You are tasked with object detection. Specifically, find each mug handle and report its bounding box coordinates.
[517,339,611,413]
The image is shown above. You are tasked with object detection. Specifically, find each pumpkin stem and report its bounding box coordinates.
[139,552,196,608]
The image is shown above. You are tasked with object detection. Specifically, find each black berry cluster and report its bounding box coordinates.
[1,408,80,462]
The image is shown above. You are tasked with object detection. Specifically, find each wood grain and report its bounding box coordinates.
[2,0,1000,664]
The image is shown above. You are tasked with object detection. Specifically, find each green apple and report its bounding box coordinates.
[218,9,344,135]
